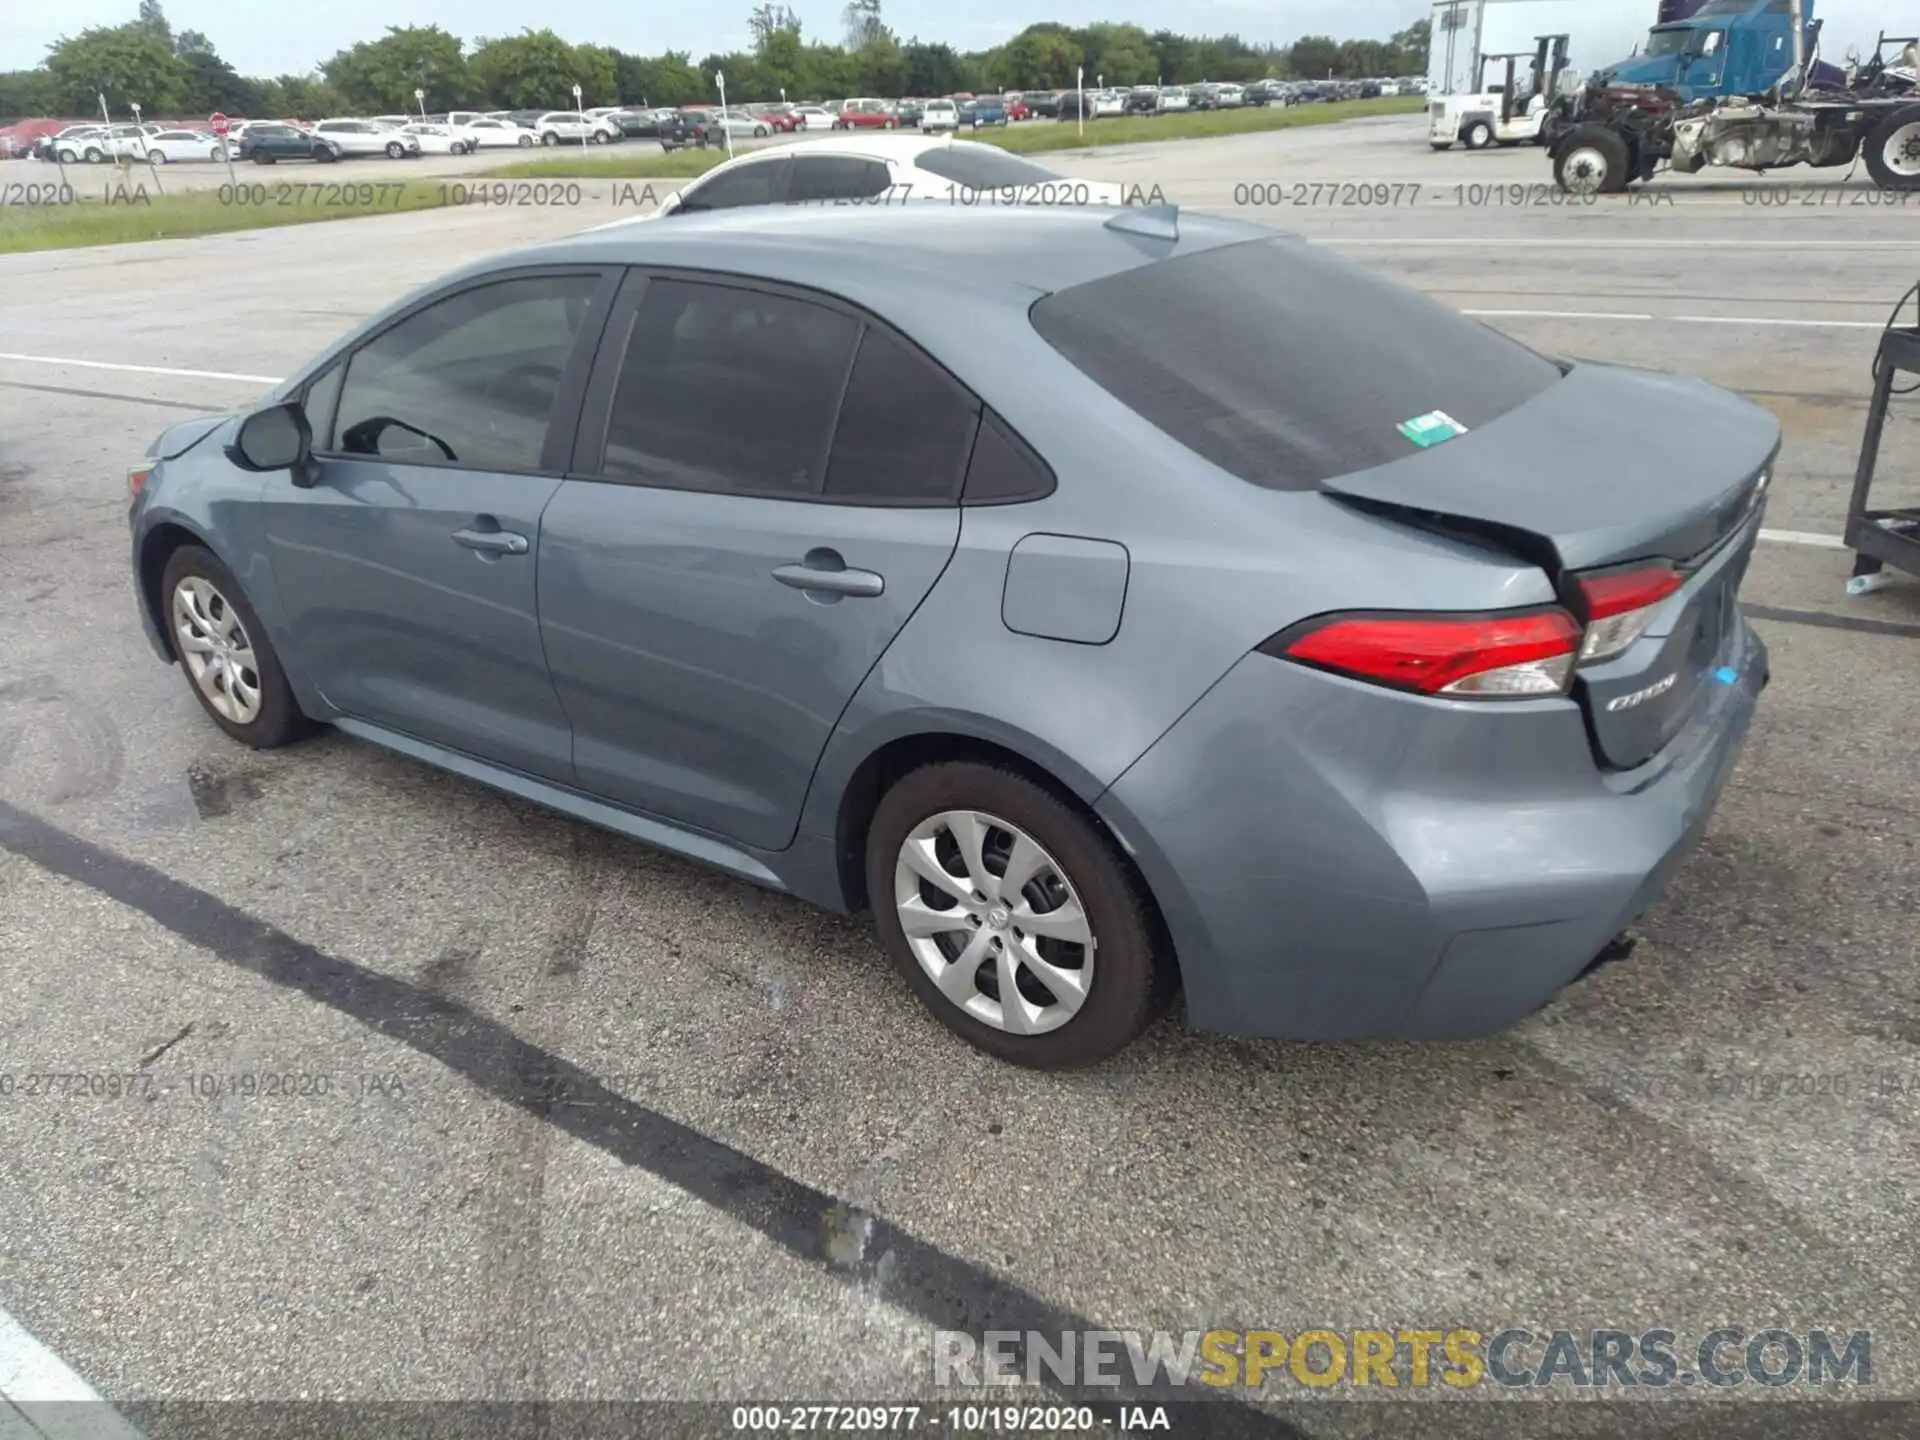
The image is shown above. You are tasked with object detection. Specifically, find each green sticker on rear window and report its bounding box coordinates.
[1397,410,1469,447]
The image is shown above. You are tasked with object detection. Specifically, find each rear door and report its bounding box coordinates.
[536,270,978,850]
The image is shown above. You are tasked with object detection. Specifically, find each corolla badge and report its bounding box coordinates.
[1606,672,1679,712]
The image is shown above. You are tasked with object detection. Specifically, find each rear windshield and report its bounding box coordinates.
[1029,237,1561,490]
[913,145,1063,189]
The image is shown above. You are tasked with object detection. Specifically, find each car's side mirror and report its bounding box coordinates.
[227,399,313,481]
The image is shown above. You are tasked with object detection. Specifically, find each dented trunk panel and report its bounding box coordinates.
[1317,361,1779,571]
[1317,359,1777,770]
[1576,515,1761,768]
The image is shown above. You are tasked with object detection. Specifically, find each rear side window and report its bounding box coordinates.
[788,156,891,203]
[1029,238,1560,490]
[680,157,791,211]
[598,279,859,496]
[824,329,980,504]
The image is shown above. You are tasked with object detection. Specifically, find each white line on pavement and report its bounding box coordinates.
[0,1307,142,1439]
[1329,236,1920,249]
[1759,528,1850,549]
[0,353,279,385]
[1460,308,1886,329]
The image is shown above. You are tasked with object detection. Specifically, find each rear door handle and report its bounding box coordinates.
[772,553,885,598]
[452,526,529,556]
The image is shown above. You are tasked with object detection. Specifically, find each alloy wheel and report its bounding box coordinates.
[893,810,1095,1036]
[172,576,263,725]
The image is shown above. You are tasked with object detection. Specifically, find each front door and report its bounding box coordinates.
[261,268,614,782]
[537,272,980,850]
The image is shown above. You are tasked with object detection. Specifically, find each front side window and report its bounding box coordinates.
[330,273,600,473]
[597,279,859,497]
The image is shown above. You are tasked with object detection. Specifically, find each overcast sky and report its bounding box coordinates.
[1,0,1897,81]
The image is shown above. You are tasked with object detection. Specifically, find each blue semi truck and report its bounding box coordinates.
[1546,0,1920,190]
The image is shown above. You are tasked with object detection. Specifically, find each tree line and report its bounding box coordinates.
[0,0,1430,122]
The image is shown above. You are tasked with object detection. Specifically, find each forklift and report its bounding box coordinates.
[1429,34,1572,150]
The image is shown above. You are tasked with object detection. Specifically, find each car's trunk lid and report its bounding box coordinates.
[1319,361,1778,769]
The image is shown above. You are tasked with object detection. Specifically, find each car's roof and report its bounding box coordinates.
[526,203,1272,310]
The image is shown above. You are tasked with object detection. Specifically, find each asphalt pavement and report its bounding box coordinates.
[0,114,1916,1438]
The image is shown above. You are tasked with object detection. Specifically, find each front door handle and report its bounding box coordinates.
[452,526,529,556]
[772,550,885,598]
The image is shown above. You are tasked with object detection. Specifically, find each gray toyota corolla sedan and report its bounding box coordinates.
[126,203,1775,1068]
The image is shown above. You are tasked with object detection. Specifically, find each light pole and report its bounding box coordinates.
[716,70,732,156]
[415,87,425,121]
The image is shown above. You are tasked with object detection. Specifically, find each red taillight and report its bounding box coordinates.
[1575,561,1683,663]
[127,464,154,498]
[1273,608,1582,698]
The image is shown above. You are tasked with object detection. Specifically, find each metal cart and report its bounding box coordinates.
[1844,325,1920,595]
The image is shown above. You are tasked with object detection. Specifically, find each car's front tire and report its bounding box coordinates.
[518,133,535,147]
[541,131,558,146]
[866,762,1167,1069]
[147,149,168,164]
[159,546,312,750]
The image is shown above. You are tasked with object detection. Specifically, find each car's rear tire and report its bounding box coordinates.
[83,146,104,163]
[147,149,167,164]
[211,144,227,161]
[519,133,535,147]
[253,151,276,164]
[313,146,336,163]
[159,546,312,750]
[542,131,558,146]
[1553,122,1630,193]
[1429,140,1452,150]
[866,762,1167,1069]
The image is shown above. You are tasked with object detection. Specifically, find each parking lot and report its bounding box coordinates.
[1,112,1916,1436]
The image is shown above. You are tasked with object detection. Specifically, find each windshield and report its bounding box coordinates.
[1644,26,1695,56]
[912,145,1063,188]
[1029,237,1560,490]
[1695,0,1751,13]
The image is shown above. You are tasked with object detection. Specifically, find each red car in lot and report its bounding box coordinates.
[1002,95,1032,121]
[838,99,899,130]
[763,108,803,133]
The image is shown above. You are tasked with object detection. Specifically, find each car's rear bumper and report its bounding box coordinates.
[1095,618,1768,1041]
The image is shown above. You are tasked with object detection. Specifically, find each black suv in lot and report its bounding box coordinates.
[236,123,332,163]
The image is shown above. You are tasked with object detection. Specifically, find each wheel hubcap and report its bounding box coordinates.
[1885,122,1920,177]
[893,810,1094,1036]
[1564,146,1607,192]
[171,576,262,724]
